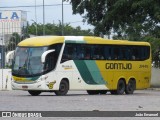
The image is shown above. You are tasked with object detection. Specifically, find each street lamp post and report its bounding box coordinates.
[31,19,38,36]
[43,0,45,36]
[62,0,64,36]
[35,0,37,35]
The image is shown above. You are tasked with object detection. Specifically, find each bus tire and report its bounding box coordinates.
[55,80,69,96]
[87,90,99,95]
[116,79,126,95]
[28,90,41,96]
[125,79,136,94]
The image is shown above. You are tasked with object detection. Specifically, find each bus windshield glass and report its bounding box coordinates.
[12,47,48,77]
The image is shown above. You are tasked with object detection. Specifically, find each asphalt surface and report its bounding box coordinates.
[0,89,160,120]
[0,67,159,120]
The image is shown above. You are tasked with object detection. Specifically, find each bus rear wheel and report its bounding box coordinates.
[28,90,41,96]
[111,79,126,95]
[55,80,69,96]
[117,79,126,95]
[125,79,136,94]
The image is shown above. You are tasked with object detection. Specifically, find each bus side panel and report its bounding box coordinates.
[102,71,113,90]
[132,60,151,90]
[95,61,113,89]
[72,60,108,90]
[59,60,108,90]
[137,71,151,89]
[96,60,151,90]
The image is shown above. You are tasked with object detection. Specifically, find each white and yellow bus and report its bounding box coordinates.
[10,36,151,96]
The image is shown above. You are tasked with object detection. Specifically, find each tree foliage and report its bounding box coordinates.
[6,32,30,51]
[6,32,20,51]
[28,22,93,36]
[65,0,160,39]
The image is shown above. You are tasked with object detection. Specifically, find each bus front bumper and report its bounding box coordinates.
[11,80,56,91]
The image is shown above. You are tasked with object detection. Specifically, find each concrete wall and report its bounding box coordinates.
[0,69,12,90]
[151,68,160,87]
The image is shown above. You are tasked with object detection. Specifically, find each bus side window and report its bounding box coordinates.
[121,47,126,60]
[92,45,105,60]
[61,44,78,62]
[113,47,119,60]
[61,44,69,62]
[61,44,71,62]
[126,47,132,60]
[44,52,56,71]
[132,47,139,60]
[106,46,112,60]
[144,46,150,59]
[84,46,91,60]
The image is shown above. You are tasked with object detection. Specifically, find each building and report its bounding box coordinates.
[0,10,27,35]
[0,10,27,45]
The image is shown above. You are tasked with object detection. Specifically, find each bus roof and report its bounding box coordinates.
[18,36,150,47]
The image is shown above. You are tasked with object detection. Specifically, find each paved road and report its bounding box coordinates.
[0,68,159,119]
[0,90,160,111]
[0,90,160,120]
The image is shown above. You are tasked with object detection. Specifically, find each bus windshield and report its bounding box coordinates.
[12,47,48,77]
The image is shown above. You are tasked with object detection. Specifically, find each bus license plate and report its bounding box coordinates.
[22,86,28,89]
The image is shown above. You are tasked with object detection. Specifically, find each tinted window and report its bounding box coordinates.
[61,43,150,62]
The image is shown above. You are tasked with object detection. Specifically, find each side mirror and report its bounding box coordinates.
[41,49,55,63]
[6,51,14,64]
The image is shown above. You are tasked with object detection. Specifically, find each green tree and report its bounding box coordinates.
[65,0,160,39]
[28,22,93,36]
[7,32,20,51]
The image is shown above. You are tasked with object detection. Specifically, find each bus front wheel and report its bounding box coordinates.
[55,80,69,96]
[125,79,136,94]
[28,90,41,96]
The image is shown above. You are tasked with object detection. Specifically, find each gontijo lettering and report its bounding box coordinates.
[106,63,132,69]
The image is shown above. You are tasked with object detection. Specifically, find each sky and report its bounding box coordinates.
[0,0,94,30]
